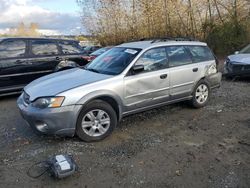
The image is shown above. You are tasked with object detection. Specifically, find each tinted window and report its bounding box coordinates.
[187,46,214,62]
[84,46,100,51]
[135,47,168,73]
[58,41,82,54]
[31,40,59,56]
[240,44,250,54]
[86,47,141,75]
[0,40,26,58]
[91,47,110,56]
[166,46,192,67]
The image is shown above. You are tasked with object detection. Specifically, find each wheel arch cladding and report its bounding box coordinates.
[94,96,121,121]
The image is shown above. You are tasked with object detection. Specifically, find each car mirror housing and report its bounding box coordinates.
[132,64,144,74]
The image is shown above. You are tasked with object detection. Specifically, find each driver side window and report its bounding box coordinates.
[135,47,168,73]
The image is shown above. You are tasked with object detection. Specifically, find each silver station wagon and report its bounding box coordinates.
[17,38,222,142]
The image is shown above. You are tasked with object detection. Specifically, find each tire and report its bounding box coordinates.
[76,100,117,142]
[190,80,210,108]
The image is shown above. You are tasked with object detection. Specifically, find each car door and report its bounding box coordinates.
[0,39,29,91]
[25,39,61,82]
[124,47,170,110]
[166,45,202,98]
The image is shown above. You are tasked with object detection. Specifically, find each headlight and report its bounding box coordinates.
[224,58,230,65]
[32,97,65,109]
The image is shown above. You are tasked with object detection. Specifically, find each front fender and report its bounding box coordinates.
[76,90,124,120]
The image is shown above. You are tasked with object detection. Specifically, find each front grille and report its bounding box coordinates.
[23,91,30,105]
[232,65,243,72]
[232,64,250,72]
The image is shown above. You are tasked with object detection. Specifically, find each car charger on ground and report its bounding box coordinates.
[27,154,77,179]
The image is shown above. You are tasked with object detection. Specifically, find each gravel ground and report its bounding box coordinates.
[0,78,249,188]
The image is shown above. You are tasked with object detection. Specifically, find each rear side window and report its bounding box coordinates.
[58,41,82,54]
[187,46,214,62]
[166,46,192,67]
[0,40,26,58]
[31,40,59,56]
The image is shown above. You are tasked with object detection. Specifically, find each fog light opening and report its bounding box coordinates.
[35,121,49,132]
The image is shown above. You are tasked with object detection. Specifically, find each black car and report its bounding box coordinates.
[0,37,88,96]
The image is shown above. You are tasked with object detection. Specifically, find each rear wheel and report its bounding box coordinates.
[76,100,117,142]
[190,80,210,108]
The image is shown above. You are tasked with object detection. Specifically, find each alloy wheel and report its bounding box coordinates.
[195,84,209,104]
[81,109,111,137]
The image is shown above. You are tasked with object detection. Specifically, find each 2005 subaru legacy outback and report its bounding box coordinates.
[17,38,222,142]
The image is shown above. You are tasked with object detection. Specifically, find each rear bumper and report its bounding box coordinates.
[17,93,82,136]
[206,72,222,89]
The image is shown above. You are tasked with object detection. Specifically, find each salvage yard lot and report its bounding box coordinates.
[0,79,249,188]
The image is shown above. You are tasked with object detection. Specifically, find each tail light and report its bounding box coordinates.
[207,63,217,75]
[81,56,96,62]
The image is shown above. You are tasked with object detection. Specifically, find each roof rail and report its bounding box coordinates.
[123,37,198,44]
[151,37,198,43]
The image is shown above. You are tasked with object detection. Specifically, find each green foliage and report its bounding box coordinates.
[205,20,248,55]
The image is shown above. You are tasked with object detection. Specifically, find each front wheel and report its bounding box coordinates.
[190,80,210,108]
[76,100,117,142]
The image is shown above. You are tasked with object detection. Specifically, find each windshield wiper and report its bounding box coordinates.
[85,68,100,73]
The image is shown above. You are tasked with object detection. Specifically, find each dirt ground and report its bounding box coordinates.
[0,78,249,188]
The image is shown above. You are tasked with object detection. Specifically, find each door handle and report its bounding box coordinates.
[160,74,168,79]
[193,68,198,72]
[55,57,63,61]
[15,60,22,64]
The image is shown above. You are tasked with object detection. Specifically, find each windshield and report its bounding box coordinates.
[239,44,250,54]
[91,47,111,56]
[85,47,141,75]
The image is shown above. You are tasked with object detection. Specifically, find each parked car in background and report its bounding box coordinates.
[18,38,221,142]
[224,44,250,78]
[82,46,112,62]
[83,45,101,55]
[0,37,88,96]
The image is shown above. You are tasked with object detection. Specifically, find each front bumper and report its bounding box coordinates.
[206,72,222,89]
[17,94,82,136]
[224,62,250,77]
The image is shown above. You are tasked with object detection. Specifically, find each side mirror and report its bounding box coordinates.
[132,64,144,74]
[234,51,239,54]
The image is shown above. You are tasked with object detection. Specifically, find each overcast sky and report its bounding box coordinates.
[0,0,83,35]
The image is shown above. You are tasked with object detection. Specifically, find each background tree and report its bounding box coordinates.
[78,0,249,55]
[1,22,40,37]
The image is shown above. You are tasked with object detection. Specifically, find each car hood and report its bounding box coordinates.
[25,68,113,101]
[228,54,250,65]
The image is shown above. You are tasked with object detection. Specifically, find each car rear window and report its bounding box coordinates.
[187,46,215,63]
[58,41,83,54]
